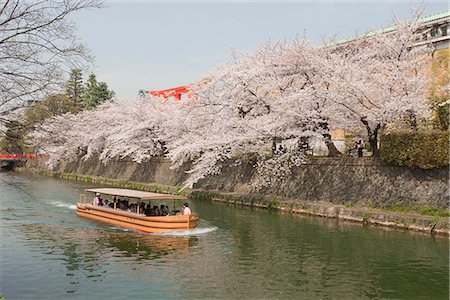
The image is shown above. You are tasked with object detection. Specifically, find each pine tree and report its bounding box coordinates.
[0,120,26,154]
[83,74,98,109]
[66,69,84,109]
[84,74,114,109]
[96,82,114,103]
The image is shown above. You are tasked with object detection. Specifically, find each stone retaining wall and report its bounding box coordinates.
[27,155,448,210]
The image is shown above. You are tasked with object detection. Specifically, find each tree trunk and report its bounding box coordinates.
[323,133,341,157]
[361,117,381,157]
[319,121,341,157]
[271,138,277,155]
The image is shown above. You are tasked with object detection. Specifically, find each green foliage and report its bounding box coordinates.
[232,152,259,164]
[189,191,214,202]
[138,89,148,97]
[24,94,78,128]
[7,71,114,153]
[268,200,280,210]
[384,203,449,218]
[362,213,371,223]
[83,74,114,109]
[419,207,449,218]
[428,49,449,131]
[344,202,355,208]
[66,70,114,110]
[66,69,84,107]
[380,131,449,169]
[0,120,28,153]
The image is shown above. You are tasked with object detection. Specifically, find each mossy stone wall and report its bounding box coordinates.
[27,155,448,210]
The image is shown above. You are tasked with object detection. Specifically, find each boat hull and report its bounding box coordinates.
[76,203,199,233]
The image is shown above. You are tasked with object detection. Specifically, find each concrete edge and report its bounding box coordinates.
[209,197,450,237]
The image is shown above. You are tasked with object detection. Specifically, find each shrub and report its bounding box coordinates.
[380,130,449,169]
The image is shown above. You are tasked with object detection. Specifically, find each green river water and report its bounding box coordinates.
[0,172,448,299]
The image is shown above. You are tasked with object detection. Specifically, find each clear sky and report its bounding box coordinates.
[71,1,448,99]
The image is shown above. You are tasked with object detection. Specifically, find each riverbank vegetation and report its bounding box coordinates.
[380,131,449,169]
[21,10,450,191]
[0,69,114,154]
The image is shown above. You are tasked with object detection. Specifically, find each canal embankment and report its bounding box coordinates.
[20,155,449,235]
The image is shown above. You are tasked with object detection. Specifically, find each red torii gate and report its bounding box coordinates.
[148,84,192,101]
[148,80,207,101]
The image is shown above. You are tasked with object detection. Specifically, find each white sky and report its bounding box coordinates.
[71,1,448,99]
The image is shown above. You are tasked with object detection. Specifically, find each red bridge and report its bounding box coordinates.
[0,154,38,171]
[0,153,38,161]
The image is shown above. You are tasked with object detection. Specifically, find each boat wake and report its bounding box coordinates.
[109,226,130,232]
[49,201,77,210]
[152,227,218,237]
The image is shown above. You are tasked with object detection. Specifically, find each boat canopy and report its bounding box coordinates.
[85,188,186,200]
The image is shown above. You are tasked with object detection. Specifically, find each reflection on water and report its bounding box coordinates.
[0,172,448,299]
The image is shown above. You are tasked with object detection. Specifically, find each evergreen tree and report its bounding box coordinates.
[0,120,27,153]
[83,74,98,109]
[83,74,114,109]
[97,82,115,103]
[66,69,84,108]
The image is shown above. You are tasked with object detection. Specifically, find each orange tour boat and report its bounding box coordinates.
[76,188,199,233]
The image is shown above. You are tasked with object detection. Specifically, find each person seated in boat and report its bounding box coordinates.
[144,204,152,216]
[182,202,192,215]
[152,205,160,216]
[139,202,146,214]
[128,203,137,213]
[103,199,109,207]
[118,199,125,210]
[92,193,101,205]
[164,205,173,215]
[160,204,169,216]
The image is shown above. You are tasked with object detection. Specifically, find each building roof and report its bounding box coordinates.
[86,188,186,200]
[420,10,450,23]
[331,10,449,47]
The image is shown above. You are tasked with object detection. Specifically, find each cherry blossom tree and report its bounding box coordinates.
[160,41,329,189]
[313,10,433,156]
[32,99,166,168]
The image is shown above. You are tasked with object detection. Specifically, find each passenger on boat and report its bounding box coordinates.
[144,204,152,216]
[139,202,146,214]
[160,204,169,216]
[182,203,192,215]
[92,193,101,205]
[118,199,127,210]
[152,205,160,216]
[103,199,109,207]
[128,203,136,213]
